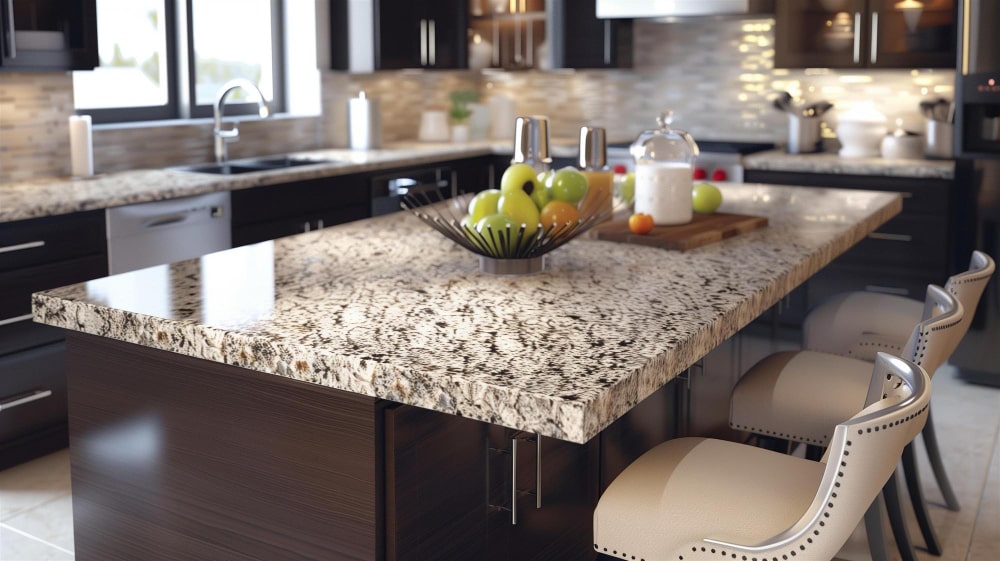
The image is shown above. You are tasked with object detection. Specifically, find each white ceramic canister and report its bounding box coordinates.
[836,104,888,158]
[631,112,699,225]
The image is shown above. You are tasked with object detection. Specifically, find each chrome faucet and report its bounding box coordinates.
[213,78,271,163]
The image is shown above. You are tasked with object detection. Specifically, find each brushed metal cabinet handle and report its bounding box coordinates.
[868,232,913,242]
[870,11,879,64]
[536,434,541,508]
[604,19,612,65]
[962,0,971,74]
[428,19,436,66]
[303,221,311,233]
[853,12,862,64]
[419,19,427,66]
[0,313,33,327]
[0,240,45,254]
[4,0,15,58]
[511,437,517,525]
[0,390,52,412]
[316,219,324,229]
[866,285,910,296]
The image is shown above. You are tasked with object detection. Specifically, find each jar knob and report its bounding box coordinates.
[656,110,674,129]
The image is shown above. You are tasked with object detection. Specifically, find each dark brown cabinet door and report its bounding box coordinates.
[376,0,467,69]
[867,0,955,68]
[557,0,632,69]
[776,0,869,68]
[0,0,98,70]
[776,0,956,69]
[384,404,489,561]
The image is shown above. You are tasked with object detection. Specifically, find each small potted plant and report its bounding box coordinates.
[449,90,478,143]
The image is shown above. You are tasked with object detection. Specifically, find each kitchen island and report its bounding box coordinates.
[33,183,901,561]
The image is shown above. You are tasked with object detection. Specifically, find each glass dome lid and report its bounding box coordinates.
[630,111,700,164]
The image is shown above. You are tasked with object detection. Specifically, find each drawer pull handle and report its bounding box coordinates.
[866,285,910,296]
[0,313,32,327]
[511,437,517,525]
[0,240,45,255]
[868,232,913,242]
[0,389,52,412]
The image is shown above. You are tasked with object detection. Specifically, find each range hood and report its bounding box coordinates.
[596,0,774,19]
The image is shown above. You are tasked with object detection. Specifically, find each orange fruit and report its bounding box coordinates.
[540,200,581,231]
[628,213,654,235]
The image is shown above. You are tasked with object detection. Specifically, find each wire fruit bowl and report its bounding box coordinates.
[402,190,614,274]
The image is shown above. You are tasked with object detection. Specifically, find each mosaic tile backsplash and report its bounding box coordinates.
[0,17,956,183]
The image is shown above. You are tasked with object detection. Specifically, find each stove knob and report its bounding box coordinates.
[692,167,708,180]
[711,169,728,181]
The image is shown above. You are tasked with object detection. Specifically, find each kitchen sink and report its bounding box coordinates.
[176,156,340,175]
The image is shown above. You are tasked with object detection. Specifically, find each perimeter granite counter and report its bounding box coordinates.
[743,149,955,179]
[31,183,900,561]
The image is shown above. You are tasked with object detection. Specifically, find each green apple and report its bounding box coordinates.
[692,182,723,214]
[617,172,635,204]
[497,189,540,241]
[468,189,501,223]
[473,213,518,254]
[501,163,550,210]
[546,167,588,204]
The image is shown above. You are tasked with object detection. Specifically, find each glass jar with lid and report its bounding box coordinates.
[630,111,700,225]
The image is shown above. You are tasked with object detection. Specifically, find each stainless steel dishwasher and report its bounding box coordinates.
[106,191,232,274]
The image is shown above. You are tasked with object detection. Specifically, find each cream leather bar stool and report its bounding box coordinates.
[729,285,963,561]
[802,250,994,515]
[594,353,931,561]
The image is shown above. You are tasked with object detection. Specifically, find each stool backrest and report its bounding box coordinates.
[944,250,995,341]
[703,353,931,561]
[901,284,964,377]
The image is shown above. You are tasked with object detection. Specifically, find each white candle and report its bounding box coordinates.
[69,115,94,177]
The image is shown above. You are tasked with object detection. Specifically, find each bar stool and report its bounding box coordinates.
[593,353,931,561]
[803,250,994,515]
[729,285,964,561]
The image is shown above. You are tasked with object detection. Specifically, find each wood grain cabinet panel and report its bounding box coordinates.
[66,333,381,561]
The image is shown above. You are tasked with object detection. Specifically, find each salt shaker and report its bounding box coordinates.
[630,112,700,225]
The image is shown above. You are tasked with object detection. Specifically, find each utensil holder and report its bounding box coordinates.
[925,121,954,159]
[788,115,821,154]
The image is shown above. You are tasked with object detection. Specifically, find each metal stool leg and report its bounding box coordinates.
[922,407,961,511]
[903,443,944,555]
[884,470,920,561]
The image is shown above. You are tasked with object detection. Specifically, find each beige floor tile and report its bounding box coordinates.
[0,451,71,524]
[967,432,1000,561]
[0,495,73,554]
[0,524,73,561]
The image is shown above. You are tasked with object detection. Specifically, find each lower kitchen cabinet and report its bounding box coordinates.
[231,175,371,247]
[0,209,108,469]
[744,169,954,329]
[385,382,678,561]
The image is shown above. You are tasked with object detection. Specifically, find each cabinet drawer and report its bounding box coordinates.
[837,215,948,269]
[0,253,109,321]
[807,264,937,311]
[742,170,950,216]
[231,205,369,247]
[0,210,106,272]
[231,176,370,226]
[0,342,67,445]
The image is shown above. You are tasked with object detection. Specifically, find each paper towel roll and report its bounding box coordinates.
[69,115,94,177]
[348,92,382,150]
[489,95,515,140]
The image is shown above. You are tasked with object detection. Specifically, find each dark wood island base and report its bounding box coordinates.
[66,332,677,561]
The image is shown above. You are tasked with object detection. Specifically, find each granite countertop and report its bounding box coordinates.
[743,149,955,179]
[33,183,901,443]
[0,140,533,224]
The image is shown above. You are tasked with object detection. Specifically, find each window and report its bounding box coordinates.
[74,0,284,123]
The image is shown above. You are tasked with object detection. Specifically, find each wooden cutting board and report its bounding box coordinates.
[588,212,768,251]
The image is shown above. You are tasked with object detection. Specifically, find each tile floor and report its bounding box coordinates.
[0,365,997,561]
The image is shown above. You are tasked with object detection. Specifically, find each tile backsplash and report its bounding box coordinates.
[0,16,957,184]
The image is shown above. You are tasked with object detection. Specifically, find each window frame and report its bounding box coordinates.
[78,0,284,124]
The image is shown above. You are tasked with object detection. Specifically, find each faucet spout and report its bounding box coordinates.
[213,78,271,163]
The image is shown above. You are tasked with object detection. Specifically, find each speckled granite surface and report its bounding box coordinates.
[744,149,955,179]
[0,142,507,224]
[33,183,900,443]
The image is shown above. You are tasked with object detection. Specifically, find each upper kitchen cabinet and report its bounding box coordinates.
[774,0,955,69]
[377,0,467,69]
[0,0,98,71]
[551,0,632,69]
[466,0,632,70]
[330,0,467,71]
